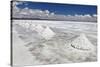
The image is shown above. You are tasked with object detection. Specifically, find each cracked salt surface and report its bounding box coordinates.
[12,20,97,66]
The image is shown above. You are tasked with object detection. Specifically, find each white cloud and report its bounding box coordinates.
[74,14,92,18]
[44,10,50,14]
[83,14,92,18]
[93,14,97,17]
[12,1,24,8]
[50,12,55,15]
[12,3,97,22]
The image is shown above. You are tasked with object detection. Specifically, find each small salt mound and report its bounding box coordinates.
[35,24,44,33]
[71,33,94,51]
[29,24,55,40]
[29,24,36,31]
[19,22,30,28]
[41,26,55,40]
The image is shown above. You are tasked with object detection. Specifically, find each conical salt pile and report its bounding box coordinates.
[35,24,44,33]
[29,24,36,31]
[71,33,94,51]
[41,26,55,40]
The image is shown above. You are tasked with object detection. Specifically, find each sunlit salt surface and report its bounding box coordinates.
[12,20,97,66]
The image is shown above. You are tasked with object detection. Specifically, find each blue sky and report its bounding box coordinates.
[16,1,97,16]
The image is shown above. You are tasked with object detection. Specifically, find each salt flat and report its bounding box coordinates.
[12,20,97,66]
